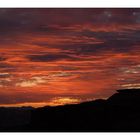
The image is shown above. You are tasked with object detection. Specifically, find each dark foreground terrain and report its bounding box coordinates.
[1,89,140,132]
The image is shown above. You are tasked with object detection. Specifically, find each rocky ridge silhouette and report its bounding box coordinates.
[1,89,140,132]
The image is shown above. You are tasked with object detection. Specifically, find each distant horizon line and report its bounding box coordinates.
[0,88,139,108]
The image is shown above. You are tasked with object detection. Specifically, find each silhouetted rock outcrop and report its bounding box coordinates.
[108,89,140,106]
[1,89,140,132]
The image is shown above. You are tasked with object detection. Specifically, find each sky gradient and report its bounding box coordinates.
[0,8,140,107]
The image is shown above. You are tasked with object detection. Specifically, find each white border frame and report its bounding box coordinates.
[0,0,139,7]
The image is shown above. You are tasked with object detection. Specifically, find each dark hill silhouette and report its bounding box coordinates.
[1,88,140,132]
[27,88,140,132]
[0,107,33,131]
[108,89,140,105]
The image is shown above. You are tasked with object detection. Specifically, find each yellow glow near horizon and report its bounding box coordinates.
[0,97,81,108]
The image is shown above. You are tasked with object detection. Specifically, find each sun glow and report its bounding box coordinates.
[0,97,81,108]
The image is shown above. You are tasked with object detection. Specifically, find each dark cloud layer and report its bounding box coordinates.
[0,57,6,61]
[27,54,84,62]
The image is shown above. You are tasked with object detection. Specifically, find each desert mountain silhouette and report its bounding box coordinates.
[1,88,140,132]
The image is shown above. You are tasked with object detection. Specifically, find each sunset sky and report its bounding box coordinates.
[0,8,140,107]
